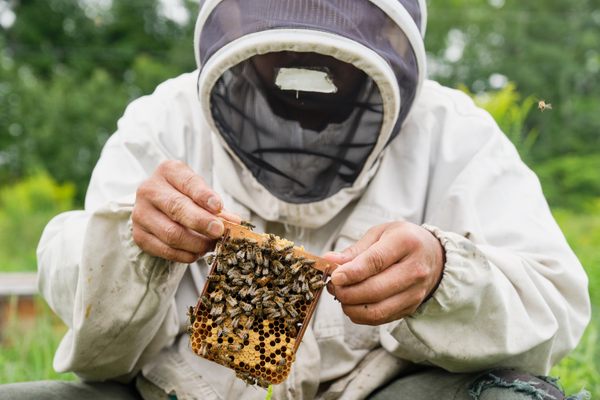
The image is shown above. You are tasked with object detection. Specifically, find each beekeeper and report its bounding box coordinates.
[1,0,590,399]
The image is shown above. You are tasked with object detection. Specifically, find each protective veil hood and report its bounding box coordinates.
[194,0,427,228]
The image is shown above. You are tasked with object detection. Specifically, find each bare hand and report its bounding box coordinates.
[132,160,240,263]
[324,222,445,325]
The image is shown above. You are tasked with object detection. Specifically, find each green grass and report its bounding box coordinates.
[0,210,598,397]
[0,296,75,383]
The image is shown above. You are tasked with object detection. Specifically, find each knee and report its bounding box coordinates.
[467,369,565,400]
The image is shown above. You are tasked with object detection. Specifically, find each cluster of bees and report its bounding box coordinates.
[188,224,326,387]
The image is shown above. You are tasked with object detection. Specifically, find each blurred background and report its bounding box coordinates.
[0,0,598,395]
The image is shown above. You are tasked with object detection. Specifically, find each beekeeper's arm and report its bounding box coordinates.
[326,92,590,375]
[37,74,220,381]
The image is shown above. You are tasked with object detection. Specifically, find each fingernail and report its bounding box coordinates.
[207,196,222,213]
[207,220,224,237]
[331,271,347,286]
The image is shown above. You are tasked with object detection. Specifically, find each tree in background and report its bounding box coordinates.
[1,0,600,207]
[426,0,600,161]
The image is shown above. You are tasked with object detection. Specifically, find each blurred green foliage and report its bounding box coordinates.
[0,296,76,382]
[0,172,74,271]
[0,0,598,394]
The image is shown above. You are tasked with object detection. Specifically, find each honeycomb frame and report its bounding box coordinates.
[188,220,334,387]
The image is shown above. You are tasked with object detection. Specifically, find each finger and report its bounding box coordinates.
[339,224,388,261]
[341,287,424,326]
[331,236,410,286]
[135,204,215,254]
[332,262,422,305]
[159,160,223,213]
[151,188,225,239]
[132,225,201,264]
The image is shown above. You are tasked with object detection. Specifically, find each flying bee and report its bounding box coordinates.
[538,100,553,112]
[240,220,256,230]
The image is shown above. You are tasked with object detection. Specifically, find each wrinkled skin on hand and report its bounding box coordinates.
[324,222,445,325]
[132,160,240,264]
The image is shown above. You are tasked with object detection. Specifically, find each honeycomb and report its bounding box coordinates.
[188,221,331,387]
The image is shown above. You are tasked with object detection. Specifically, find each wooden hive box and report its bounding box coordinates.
[188,220,335,387]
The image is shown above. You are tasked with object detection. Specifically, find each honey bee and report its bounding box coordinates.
[255,378,270,388]
[310,280,326,291]
[210,290,224,303]
[231,315,241,329]
[256,276,272,286]
[210,303,224,317]
[228,306,242,318]
[240,301,253,314]
[285,304,298,319]
[236,330,249,341]
[255,250,264,266]
[205,254,216,265]
[214,314,227,325]
[217,326,231,338]
[538,100,553,112]
[290,261,303,275]
[241,220,256,230]
[187,306,196,325]
[207,274,222,283]
[200,295,211,308]
[199,342,209,357]
[244,316,255,330]
[225,296,238,308]
[276,357,287,373]
[227,343,243,352]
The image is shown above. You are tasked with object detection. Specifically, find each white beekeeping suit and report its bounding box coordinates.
[37,1,590,399]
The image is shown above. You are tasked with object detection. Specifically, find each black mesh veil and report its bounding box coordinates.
[197,0,421,204]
